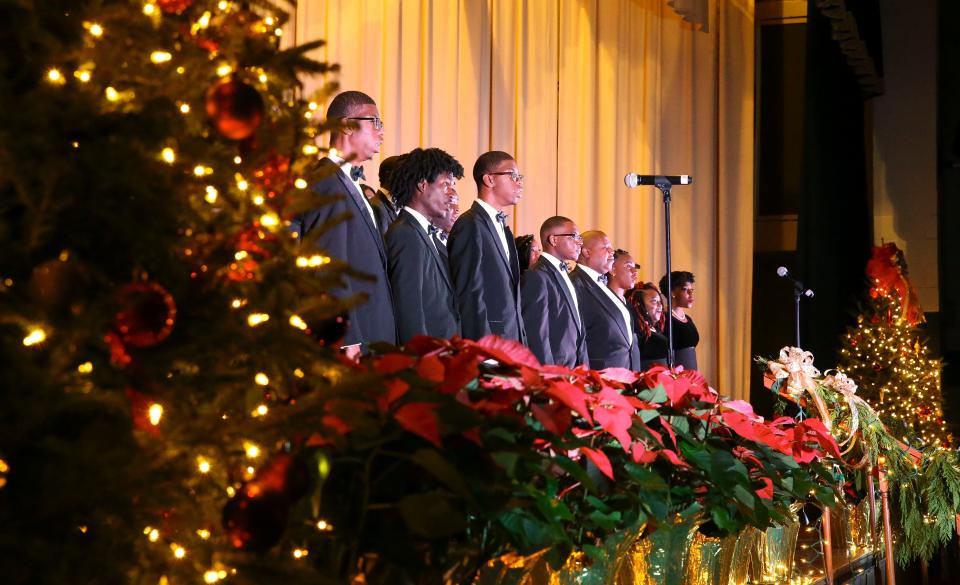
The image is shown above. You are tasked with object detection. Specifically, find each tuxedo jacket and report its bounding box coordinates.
[520,256,588,367]
[385,210,461,344]
[371,190,400,236]
[447,201,525,343]
[568,266,641,370]
[294,158,398,347]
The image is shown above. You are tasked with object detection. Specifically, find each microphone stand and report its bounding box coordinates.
[794,285,802,349]
[654,177,676,368]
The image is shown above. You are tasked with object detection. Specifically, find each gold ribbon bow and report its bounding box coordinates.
[822,370,865,456]
[767,346,831,429]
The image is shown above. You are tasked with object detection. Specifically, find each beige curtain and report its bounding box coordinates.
[293,0,755,399]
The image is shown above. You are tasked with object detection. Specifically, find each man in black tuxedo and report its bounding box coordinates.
[371,154,404,235]
[293,91,397,356]
[447,151,526,343]
[569,231,641,370]
[384,148,464,344]
[521,216,588,367]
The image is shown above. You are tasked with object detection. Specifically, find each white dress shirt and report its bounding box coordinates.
[578,263,633,336]
[327,153,377,226]
[540,251,580,318]
[475,198,511,259]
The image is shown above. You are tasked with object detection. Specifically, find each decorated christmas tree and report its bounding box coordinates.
[0,1,351,582]
[837,243,948,448]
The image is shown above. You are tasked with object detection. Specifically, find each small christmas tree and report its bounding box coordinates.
[0,1,350,583]
[837,243,948,448]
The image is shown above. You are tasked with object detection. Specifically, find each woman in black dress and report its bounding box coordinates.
[628,282,669,370]
[658,271,699,371]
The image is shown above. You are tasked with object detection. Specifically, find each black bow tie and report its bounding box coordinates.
[495,211,508,225]
[427,224,440,236]
[438,231,448,243]
[558,261,569,273]
[598,274,609,285]
[350,165,365,181]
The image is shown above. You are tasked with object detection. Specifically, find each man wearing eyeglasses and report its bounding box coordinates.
[293,90,397,356]
[569,231,642,370]
[447,151,526,344]
[520,216,588,367]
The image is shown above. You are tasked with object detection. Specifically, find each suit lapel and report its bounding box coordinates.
[575,268,630,343]
[334,167,384,256]
[473,201,511,274]
[539,258,581,331]
[401,211,454,292]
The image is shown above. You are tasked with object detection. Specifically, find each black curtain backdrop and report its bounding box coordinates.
[796,1,875,367]
[939,0,960,438]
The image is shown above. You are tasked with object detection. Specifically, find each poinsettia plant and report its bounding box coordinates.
[245,337,844,583]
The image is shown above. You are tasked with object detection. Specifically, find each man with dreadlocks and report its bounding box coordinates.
[384,148,464,344]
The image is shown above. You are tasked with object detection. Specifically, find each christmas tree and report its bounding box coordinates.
[0,1,351,582]
[837,243,948,448]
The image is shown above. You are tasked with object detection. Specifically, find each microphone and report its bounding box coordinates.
[777,266,815,297]
[624,174,693,188]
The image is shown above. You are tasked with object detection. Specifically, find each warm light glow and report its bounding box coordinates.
[161,147,175,164]
[244,442,261,458]
[234,251,248,261]
[77,361,93,373]
[316,519,332,531]
[294,178,308,189]
[296,254,330,268]
[23,328,46,346]
[247,313,269,326]
[148,403,163,426]
[204,570,220,583]
[196,11,212,29]
[230,298,245,309]
[197,529,211,540]
[179,103,191,114]
[86,22,104,37]
[254,404,269,416]
[75,70,92,83]
[259,213,279,228]
[264,16,276,26]
[294,368,305,378]
[258,73,268,84]
[150,51,172,64]
[289,315,308,330]
[0,459,9,473]
[233,156,242,164]
[105,86,119,102]
[217,1,229,10]
[143,3,157,16]
[193,165,206,177]
[274,28,283,37]
[236,179,249,191]
[205,186,218,203]
[46,68,65,85]
[252,195,264,205]
[147,527,160,542]
[172,544,186,559]
[254,373,269,386]
[302,144,319,156]
[308,101,318,111]
[292,548,308,559]
[216,63,232,77]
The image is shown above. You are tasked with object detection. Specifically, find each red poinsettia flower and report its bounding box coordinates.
[394,402,442,447]
[581,447,614,480]
[588,387,636,450]
[545,379,593,423]
[471,335,541,369]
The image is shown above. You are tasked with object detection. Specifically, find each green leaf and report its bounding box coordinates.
[679,442,711,471]
[637,385,668,404]
[732,484,756,512]
[668,415,690,435]
[411,448,473,501]
[588,509,623,531]
[492,451,520,476]
[398,491,467,537]
[639,409,659,423]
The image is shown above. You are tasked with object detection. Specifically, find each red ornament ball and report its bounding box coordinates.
[113,282,177,348]
[157,0,193,14]
[205,78,264,141]
[222,489,290,552]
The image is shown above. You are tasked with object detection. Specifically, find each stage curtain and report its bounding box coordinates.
[293,0,755,398]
